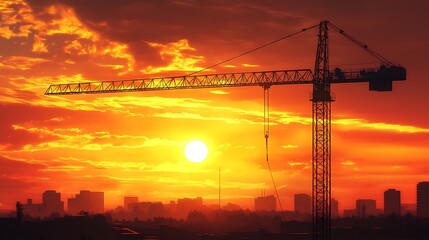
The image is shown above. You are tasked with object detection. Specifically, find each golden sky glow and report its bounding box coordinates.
[1,0,429,213]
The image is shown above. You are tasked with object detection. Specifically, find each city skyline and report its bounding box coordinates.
[1,0,429,218]
[13,181,428,217]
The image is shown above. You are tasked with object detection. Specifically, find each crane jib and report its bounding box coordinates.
[44,66,405,95]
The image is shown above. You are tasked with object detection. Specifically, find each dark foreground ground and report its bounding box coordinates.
[1,214,429,240]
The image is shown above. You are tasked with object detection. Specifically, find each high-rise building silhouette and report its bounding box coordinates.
[384,189,401,216]
[254,195,276,212]
[68,190,104,215]
[294,193,311,214]
[331,198,339,218]
[356,199,377,218]
[43,190,64,216]
[417,181,429,218]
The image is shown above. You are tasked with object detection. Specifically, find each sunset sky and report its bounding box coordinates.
[1,0,429,212]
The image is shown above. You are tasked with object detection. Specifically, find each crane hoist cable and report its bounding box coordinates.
[264,85,286,221]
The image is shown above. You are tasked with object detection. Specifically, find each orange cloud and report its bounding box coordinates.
[141,39,204,74]
[8,125,184,153]
[0,56,49,70]
[0,0,135,76]
[334,118,429,133]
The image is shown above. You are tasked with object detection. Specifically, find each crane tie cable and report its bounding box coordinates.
[327,22,396,66]
[264,86,286,221]
[186,24,319,76]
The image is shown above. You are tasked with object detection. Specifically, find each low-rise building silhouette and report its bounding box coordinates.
[177,197,203,212]
[68,190,104,215]
[23,190,64,218]
[24,198,43,218]
[343,209,355,218]
[356,199,377,218]
[223,202,242,211]
[254,195,276,212]
[384,189,401,216]
[128,201,164,218]
[417,181,429,218]
[124,196,138,210]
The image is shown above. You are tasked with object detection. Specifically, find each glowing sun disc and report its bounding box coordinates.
[185,140,208,163]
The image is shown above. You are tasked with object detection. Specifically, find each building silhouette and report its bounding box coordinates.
[417,181,429,218]
[177,197,203,212]
[124,196,138,210]
[223,202,242,211]
[331,198,339,218]
[128,201,164,218]
[68,190,104,215]
[356,199,377,218]
[384,189,401,216]
[24,198,43,218]
[254,195,276,212]
[294,194,311,214]
[43,190,65,216]
[343,209,355,217]
[23,190,64,218]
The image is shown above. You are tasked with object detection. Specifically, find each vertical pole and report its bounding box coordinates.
[219,166,221,210]
[311,20,332,240]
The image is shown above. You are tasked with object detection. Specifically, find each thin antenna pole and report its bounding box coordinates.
[219,166,221,210]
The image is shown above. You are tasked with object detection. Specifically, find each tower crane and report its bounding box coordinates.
[45,21,406,240]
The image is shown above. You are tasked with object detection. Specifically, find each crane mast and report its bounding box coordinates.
[311,20,332,240]
[45,21,406,240]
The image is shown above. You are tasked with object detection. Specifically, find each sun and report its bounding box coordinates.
[184,140,208,163]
